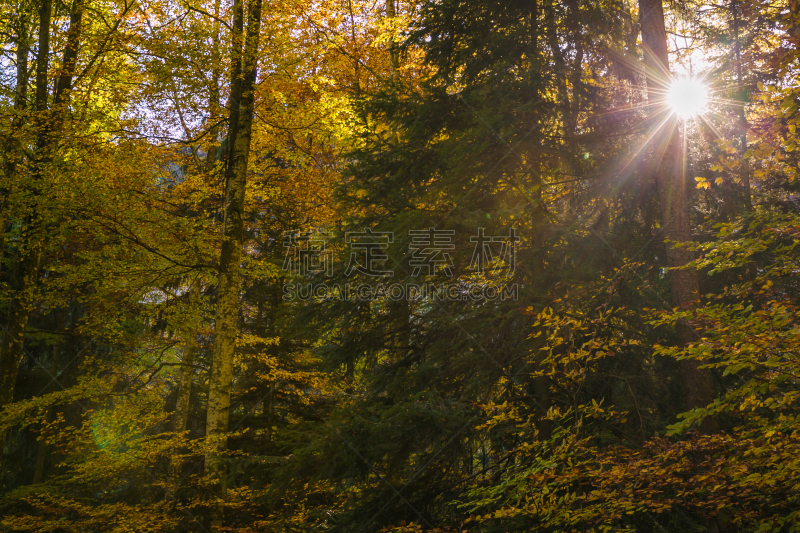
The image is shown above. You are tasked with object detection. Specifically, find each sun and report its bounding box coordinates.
[668,77,709,117]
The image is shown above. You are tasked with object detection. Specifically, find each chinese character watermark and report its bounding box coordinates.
[470,227,519,275]
[409,228,455,276]
[282,230,333,276]
[280,227,519,302]
[345,228,394,277]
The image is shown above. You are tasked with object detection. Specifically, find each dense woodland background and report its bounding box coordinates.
[0,0,799,530]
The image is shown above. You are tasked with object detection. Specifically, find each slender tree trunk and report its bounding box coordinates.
[545,0,569,126]
[173,343,196,437]
[205,0,223,173]
[205,0,264,521]
[385,0,400,85]
[34,0,52,115]
[265,281,281,444]
[564,0,582,145]
[174,283,200,436]
[639,0,716,427]
[625,3,657,229]
[385,0,400,145]
[0,11,31,271]
[732,0,751,210]
[170,283,199,480]
[54,4,83,112]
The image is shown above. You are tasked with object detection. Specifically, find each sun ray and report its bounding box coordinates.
[612,110,678,178]
[697,113,728,146]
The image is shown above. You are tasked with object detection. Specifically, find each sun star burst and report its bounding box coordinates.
[668,77,709,117]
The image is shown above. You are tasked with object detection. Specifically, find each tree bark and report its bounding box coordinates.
[0,10,31,271]
[173,346,196,437]
[732,0,751,210]
[205,0,264,514]
[205,0,224,173]
[385,0,400,85]
[385,0,400,145]
[172,338,197,433]
[169,283,199,480]
[639,0,716,426]
[173,283,200,436]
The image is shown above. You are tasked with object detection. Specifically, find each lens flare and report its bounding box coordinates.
[668,77,709,117]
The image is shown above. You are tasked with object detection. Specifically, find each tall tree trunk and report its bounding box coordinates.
[170,283,199,480]
[205,0,263,521]
[639,0,716,427]
[0,10,31,272]
[732,0,751,210]
[53,6,83,115]
[205,0,223,173]
[174,282,201,436]
[174,340,196,435]
[385,0,400,85]
[385,0,400,145]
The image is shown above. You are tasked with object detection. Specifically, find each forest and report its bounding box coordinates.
[0,0,799,530]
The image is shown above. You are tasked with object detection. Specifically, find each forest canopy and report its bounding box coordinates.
[0,0,799,531]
